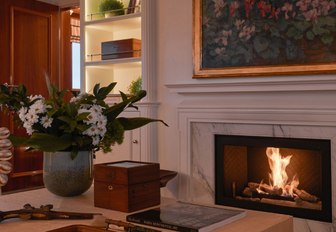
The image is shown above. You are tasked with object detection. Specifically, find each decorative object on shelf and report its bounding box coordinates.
[193,0,336,78]
[101,38,141,60]
[127,76,142,96]
[0,79,168,196]
[0,127,13,187]
[98,0,125,17]
[0,203,100,223]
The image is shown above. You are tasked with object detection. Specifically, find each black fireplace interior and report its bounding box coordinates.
[215,134,331,222]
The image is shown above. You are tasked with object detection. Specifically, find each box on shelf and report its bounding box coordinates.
[101,38,141,60]
[94,160,160,212]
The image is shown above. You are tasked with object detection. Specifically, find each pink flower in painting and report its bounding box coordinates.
[234,19,245,30]
[203,16,210,28]
[230,1,240,16]
[302,9,319,21]
[215,47,225,54]
[213,0,227,17]
[281,3,294,19]
[239,25,255,41]
[244,0,255,18]
[320,0,336,15]
[296,0,309,12]
[214,30,232,47]
[311,0,320,8]
[270,7,280,19]
[257,0,272,18]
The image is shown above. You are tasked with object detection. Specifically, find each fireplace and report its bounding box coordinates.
[215,134,332,222]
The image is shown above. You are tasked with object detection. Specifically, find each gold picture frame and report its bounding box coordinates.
[193,0,336,78]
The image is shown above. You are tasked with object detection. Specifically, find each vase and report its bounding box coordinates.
[43,151,93,197]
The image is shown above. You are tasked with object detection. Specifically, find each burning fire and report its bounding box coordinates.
[258,147,299,197]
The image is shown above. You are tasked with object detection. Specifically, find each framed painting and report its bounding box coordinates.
[193,0,336,78]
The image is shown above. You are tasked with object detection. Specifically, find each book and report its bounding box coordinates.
[126,202,246,232]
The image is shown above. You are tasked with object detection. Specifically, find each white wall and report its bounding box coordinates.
[155,0,336,201]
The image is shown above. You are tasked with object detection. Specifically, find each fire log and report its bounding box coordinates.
[248,182,282,196]
[261,198,322,210]
[294,188,319,203]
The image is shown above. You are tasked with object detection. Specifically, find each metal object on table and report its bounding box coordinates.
[0,204,101,222]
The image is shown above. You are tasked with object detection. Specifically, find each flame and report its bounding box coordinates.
[263,147,299,197]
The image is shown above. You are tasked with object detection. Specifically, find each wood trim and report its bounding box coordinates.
[10,170,43,178]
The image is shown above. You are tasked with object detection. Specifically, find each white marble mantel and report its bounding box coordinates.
[174,83,336,232]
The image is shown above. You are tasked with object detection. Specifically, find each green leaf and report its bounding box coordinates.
[19,133,72,152]
[286,27,298,38]
[118,117,168,130]
[253,36,269,53]
[104,90,147,120]
[96,82,117,100]
[312,25,328,35]
[9,135,29,147]
[321,34,334,45]
[76,112,90,121]
[93,83,100,97]
[306,30,315,40]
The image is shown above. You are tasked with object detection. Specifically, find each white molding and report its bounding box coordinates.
[141,0,157,102]
[166,75,336,94]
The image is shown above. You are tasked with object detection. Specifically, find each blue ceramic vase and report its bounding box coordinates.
[43,151,93,197]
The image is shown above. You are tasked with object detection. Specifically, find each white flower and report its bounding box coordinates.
[18,107,28,121]
[40,116,53,128]
[29,94,43,101]
[29,99,47,115]
[91,136,100,146]
[26,108,39,124]
[84,125,99,137]
[23,121,34,135]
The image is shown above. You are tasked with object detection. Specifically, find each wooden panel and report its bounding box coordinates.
[0,0,59,193]
[11,7,51,95]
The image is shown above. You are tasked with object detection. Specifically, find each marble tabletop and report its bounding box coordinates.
[0,187,293,232]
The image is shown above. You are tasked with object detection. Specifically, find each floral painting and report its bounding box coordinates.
[193,0,336,77]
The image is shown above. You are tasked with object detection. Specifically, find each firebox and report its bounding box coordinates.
[215,134,331,222]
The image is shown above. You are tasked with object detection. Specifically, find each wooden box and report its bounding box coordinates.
[94,160,160,212]
[101,38,141,60]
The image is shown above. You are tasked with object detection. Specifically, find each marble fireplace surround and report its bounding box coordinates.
[171,78,336,232]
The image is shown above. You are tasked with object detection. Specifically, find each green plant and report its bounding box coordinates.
[99,0,125,16]
[0,79,167,158]
[128,76,142,96]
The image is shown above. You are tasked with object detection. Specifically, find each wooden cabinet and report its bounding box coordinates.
[81,0,159,163]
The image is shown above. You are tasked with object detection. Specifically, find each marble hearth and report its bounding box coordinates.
[176,109,336,232]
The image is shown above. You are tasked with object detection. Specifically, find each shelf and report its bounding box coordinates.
[85,58,141,67]
[85,12,141,27]
[86,54,141,64]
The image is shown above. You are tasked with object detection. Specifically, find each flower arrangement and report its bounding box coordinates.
[202,0,336,67]
[0,79,167,158]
